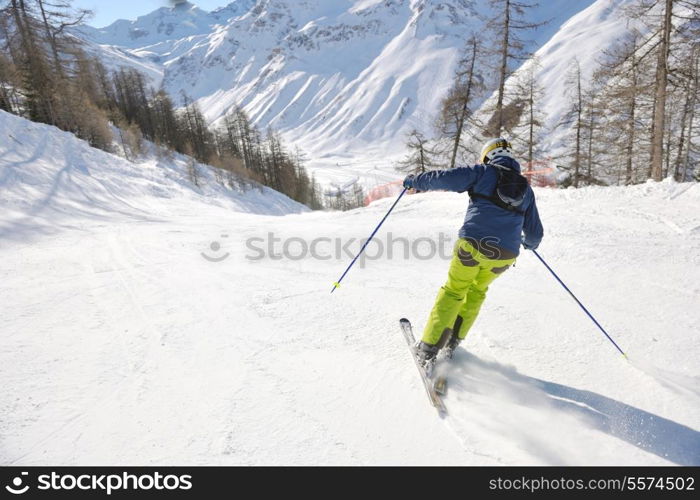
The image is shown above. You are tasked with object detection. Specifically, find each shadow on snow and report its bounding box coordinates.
[448,351,700,466]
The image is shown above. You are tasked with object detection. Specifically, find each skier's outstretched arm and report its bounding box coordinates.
[404,166,482,193]
[522,193,544,250]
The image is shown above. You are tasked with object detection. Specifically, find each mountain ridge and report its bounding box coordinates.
[81,0,606,187]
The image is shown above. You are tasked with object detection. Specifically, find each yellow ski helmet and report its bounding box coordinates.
[480,138,514,164]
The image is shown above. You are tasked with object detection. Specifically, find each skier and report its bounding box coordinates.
[402,138,543,371]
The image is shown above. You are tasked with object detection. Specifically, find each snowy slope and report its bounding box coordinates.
[0,110,306,241]
[80,0,598,188]
[1,111,699,465]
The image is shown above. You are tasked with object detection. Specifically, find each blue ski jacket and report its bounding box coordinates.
[409,156,543,255]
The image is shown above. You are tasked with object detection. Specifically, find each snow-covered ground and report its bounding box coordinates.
[0,111,305,234]
[1,112,699,465]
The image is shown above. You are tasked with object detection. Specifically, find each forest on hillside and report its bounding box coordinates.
[0,0,327,209]
[398,0,699,187]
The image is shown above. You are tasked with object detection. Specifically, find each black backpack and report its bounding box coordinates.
[468,163,529,214]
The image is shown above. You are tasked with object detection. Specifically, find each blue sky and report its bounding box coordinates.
[74,1,229,28]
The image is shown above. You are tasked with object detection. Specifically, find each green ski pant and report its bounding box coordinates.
[421,239,516,345]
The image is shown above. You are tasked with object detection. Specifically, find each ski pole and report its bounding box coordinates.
[331,188,408,293]
[532,249,627,358]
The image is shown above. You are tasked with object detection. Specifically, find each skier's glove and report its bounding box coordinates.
[403,174,416,189]
[521,236,538,251]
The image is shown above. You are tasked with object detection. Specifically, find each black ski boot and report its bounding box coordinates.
[414,341,439,377]
[443,336,461,360]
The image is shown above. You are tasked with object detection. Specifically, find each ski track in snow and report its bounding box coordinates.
[1,112,699,465]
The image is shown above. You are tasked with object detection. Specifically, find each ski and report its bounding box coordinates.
[399,318,447,417]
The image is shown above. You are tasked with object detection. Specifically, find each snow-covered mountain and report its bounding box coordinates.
[81,1,256,49]
[2,110,699,465]
[503,0,642,160]
[81,0,623,187]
